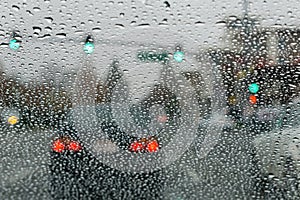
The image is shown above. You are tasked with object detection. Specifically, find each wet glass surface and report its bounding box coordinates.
[0,0,299,199]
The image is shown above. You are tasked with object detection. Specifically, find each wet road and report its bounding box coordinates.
[0,127,52,200]
[8,120,299,199]
[163,126,256,200]
[0,124,258,200]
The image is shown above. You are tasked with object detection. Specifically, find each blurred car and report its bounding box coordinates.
[49,102,167,199]
[48,42,214,199]
[252,95,300,198]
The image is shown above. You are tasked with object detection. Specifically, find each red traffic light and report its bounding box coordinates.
[249,95,257,104]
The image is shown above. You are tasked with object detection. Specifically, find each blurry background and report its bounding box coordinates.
[0,0,299,199]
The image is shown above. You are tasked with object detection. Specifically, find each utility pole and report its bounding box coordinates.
[236,0,254,121]
[242,0,249,17]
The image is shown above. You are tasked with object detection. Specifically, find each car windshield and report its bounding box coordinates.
[0,0,299,199]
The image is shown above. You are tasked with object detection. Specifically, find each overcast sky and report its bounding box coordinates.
[0,0,299,82]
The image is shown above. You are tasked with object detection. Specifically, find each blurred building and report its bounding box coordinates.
[209,16,300,119]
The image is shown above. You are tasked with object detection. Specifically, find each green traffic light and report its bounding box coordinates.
[248,83,259,94]
[173,51,184,63]
[9,39,20,50]
[83,42,95,54]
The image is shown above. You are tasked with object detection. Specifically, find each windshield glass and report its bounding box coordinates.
[0,0,299,199]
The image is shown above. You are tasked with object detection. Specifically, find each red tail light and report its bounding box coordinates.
[130,141,144,152]
[129,137,159,153]
[68,141,82,152]
[52,137,82,153]
[157,115,168,123]
[52,139,65,153]
[146,140,159,153]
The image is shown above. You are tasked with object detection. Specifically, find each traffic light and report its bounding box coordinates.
[248,83,259,104]
[173,46,184,63]
[248,83,259,94]
[173,51,184,62]
[249,95,257,104]
[9,39,21,51]
[9,32,21,51]
[83,35,94,54]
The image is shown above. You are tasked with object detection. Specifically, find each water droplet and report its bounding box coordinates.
[74,30,84,34]
[44,26,52,32]
[26,10,34,16]
[195,21,205,26]
[215,20,227,26]
[137,23,150,28]
[92,27,101,33]
[115,24,125,29]
[55,33,67,39]
[44,17,53,23]
[164,1,171,8]
[33,7,41,12]
[38,34,51,40]
[33,26,42,34]
[12,5,20,11]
